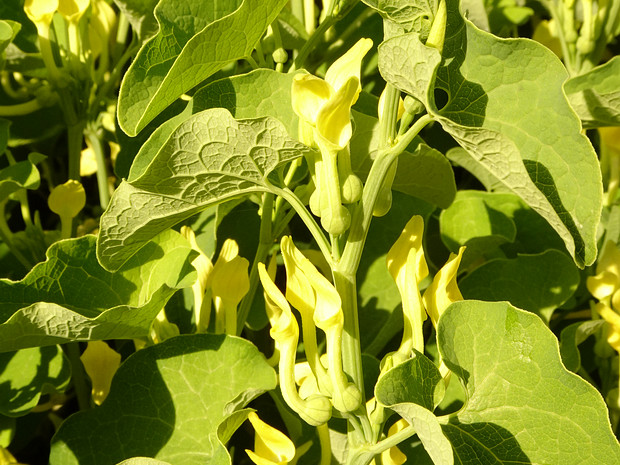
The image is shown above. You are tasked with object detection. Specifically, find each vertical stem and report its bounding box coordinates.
[84,127,111,209]
[236,193,274,334]
[67,121,85,181]
[65,342,91,410]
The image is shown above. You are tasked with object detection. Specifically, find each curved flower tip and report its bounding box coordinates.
[324,38,373,95]
[281,236,316,315]
[259,262,298,343]
[423,246,465,327]
[48,180,86,219]
[594,302,620,352]
[58,0,90,23]
[387,215,429,285]
[210,239,250,306]
[587,240,620,303]
[80,341,121,405]
[25,0,59,28]
[381,419,409,465]
[246,411,296,465]
[292,73,332,126]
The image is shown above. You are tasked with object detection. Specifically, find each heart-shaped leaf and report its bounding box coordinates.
[50,334,276,465]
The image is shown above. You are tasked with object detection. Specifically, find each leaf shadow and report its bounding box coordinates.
[442,419,532,463]
[52,334,228,464]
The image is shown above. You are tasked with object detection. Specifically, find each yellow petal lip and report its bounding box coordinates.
[258,263,298,342]
[48,180,86,219]
[324,37,373,93]
[80,341,121,406]
[595,302,620,352]
[423,246,465,326]
[387,215,428,285]
[58,0,90,22]
[246,411,296,465]
[315,76,360,149]
[291,73,332,125]
[24,0,59,25]
[281,236,316,315]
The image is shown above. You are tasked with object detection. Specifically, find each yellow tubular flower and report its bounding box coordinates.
[301,258,361,413]
[380,419,409,465]
[80,341,121,405]
[594,302,620,352]
[180,226,214,333]
[246,412,296,465]
[281,236,330,392]
[587,240,620,305]
[258,264,332,426]
[210,239,250,335]
[24,0,58,34]
[422,246,465,327]
[387,216,429,357]
[57,0,90,22]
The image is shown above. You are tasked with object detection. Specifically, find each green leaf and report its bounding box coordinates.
[350,110,456,208]
[0,20,19,57]
[98,108,314,271]
[559,320,606,373]
[378,1,602,267]
[438,301,620,464]
[50,334,276,465]
[565,55,620,128]
[375,353,452,465]
[116,459,172,465]
[0,1,37,53]
[112,0,159,42]
[0,231,195,352]
[0,152,45,202]
[375,352,445,411]
[360,0,438,36]
[118,0,289,136]
[0,345,70,416]
[459,250,580,323]
[127,69,300,181]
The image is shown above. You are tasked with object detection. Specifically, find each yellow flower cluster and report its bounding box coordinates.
[258,236,361,425]
[587,240,620,352]
[292,38,372,235]
[386,215,465,362]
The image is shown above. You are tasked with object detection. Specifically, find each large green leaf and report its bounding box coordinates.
[565,55,620,128]
[0,231,195,352]
[459,250,580,323]
[112,0,159,42]
[375,354,452,465]
[118,0,288,136]
[378,0,602,267]
[98,108,314,271]
[50,334,276,465]
[0,345,70,416]
[437,301,620,464]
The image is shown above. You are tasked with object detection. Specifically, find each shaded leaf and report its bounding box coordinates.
[118,0,289,135]
[378,0,602,267]
[0,346,70,417]
[459,250,580,323]
[559,320,606,373]
[437,300,620,464]
[565,56,620,128]
[50,334,276,465]
[0,231,195,352]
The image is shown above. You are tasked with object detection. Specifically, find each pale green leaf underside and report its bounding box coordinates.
[565,55,620,128]
[50,334,276,465]
[0,345,70,416]
[459,250,579,323]
[0,231,194,352]
[378,0,602,267]
[438,301,620,464]
[118,0,288,136]
[98,108,314,271]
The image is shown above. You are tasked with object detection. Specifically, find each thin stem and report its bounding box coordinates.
[290,16,338,71]
[67,121,85,181]
[0,98,44,116]
[271,186,333,266]
[84,127,110,208]
[364,424,416,456]
[236,193,274,334]
[0,202,32,269]
[65,342,91,410]
[317,423,332,465]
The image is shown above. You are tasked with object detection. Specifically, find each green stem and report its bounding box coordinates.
[67,121,85,182]
[236,193,274,334]
[317,423,332,465]
[84,127,110,208]
[0,202,32,269]
[65,342,91,410]
[364,424,416,456]
[272,186,333,266]
[290,15,338,71]
[0,98,44,116]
